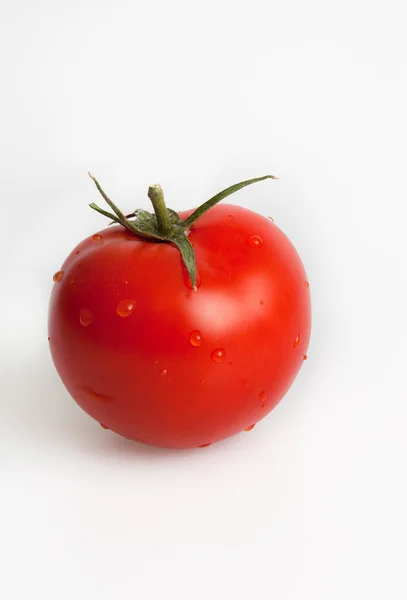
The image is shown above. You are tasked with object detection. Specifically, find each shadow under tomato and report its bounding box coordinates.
[1,345,277,459]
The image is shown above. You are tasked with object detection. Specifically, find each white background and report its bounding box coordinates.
[1,1,407,598]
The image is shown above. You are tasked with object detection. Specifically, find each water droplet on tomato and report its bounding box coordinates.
[53,270,64,282]
[100,423,109,430]
[116,299,136,317]
[294,333,301,348]
[189,330,203,346]
[80,308,94,327]
[160,369,168,377]
[227,214,233,220]
[268,216,274,222]
[248,235,263,248]
[305,281,310,288]
[260,300,264,305]
[75,250,80,255]
[69,278,75,285]
[303,354,308,360]
[260,391,266,401]
[86,389,114,403]
[245,424,255,432]
[200,379,206,384]
[47,336,51,341]
[211,348,225,363]
[198,443,212,448]
[92,234,103,243]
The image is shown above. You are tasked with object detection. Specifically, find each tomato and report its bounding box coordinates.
[48,176,311,448]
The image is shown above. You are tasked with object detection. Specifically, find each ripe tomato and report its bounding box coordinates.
[48,176,311,448]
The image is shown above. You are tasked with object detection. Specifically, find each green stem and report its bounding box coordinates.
[182,175,278,229]
[88,173,128,226]
[89,202,119,223]
[88,172,278,292]
[147,184,172,236]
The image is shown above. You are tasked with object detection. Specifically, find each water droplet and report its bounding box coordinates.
[260,391,266,401]
[80,308,94,327]
[189,330,203,346]
[160,369,168,377]
[268,216,274,222]
[92,234,103,243]
[198,443,211,448]
[69,278,75,285]
[100,423,109,430]
[211,348,225,363]
[83,387,115,404]
[75,250,80,255]
[53,270,64,282]
[47,336,51,341]
[248,235,263,248]
[303,354,308,361]
[294,334,301,348]
[153,360,158,364]
[245,424,256,432]
[116,299,136,317]
[200,379,206,384]
[227,214,233,220]
[305,281,310,288]
[87,389,114,403]
[260,300,264,305]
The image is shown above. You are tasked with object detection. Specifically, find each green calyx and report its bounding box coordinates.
[88,172,278,291]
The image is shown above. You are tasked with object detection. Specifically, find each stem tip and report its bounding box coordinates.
[148,184,164,199]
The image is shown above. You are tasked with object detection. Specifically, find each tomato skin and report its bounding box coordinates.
[48,203,311,448]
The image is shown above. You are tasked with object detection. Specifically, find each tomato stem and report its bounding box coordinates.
[88,172,129,227]
[147,184,173,236]
[181,175,279,229]
[88,172,278,292]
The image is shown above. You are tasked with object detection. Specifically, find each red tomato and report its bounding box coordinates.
[49,190,311,449]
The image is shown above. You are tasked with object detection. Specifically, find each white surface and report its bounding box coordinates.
[1,1,407,598]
